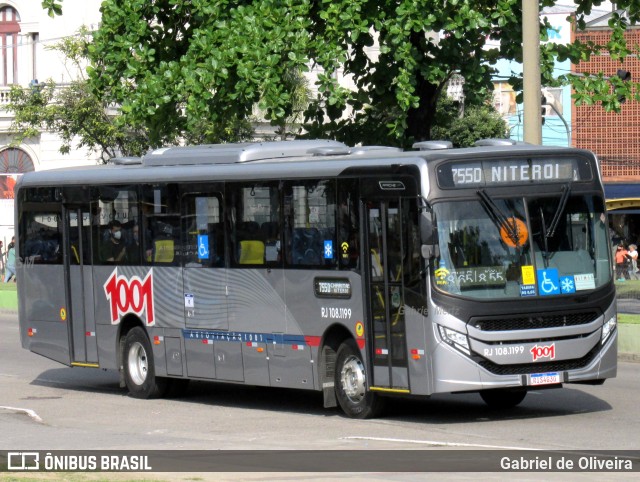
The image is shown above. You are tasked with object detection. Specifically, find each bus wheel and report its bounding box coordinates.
[335,340,384,419]
[123,327,167,399]
[479,388,527,409]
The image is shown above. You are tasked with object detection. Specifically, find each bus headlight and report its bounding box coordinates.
[601,315,617,345]
[438,325,470,355]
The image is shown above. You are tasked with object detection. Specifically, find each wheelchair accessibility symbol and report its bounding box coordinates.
[537,268,560,296]
[197,235,209,260]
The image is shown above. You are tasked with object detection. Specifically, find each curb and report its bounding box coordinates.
[618,352,640,363]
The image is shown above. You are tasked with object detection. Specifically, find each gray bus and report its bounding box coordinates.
[16,139,617,418]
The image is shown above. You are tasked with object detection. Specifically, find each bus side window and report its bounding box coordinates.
[283,179,337,269]
[230,183,280,267]
[93,186,140,265]
[140,184,180,266]
[21,212,63,265]
[338,178,359,270]
[149,216,179,265]
[181,193,224,267]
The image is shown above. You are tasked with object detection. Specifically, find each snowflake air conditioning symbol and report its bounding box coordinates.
[560,276,576,294]
[324,240,333,259]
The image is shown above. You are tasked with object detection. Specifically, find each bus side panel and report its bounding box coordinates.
[404,307,430,395]
[19,265,71,365]
[92,266,184,373]
[242,342,270,385]
[95,323,119,370]
[283,270,366,391]
[227,269,284,386]
[93,266,185,330]
[185,336,216,379]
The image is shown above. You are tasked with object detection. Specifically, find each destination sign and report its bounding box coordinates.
[314,277,352,299]
[437,157,588,188]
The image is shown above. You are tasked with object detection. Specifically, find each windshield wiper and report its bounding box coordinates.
[539,206,550,268]
[545,184,571,238]
[477,189,520,246]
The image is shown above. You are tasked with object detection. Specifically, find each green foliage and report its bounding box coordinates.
[44,1,640,148]
[7,30,148,162]
[88,0,306,147]
[431,96,510,147]
[41,0,62,18]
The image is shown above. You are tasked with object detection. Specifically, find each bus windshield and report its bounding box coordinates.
[432,194,611,299]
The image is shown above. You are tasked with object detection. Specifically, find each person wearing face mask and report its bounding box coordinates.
[101,220,127,263]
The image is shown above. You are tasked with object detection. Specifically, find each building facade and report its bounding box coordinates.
[0,0,102,241]
[573,11,640,248]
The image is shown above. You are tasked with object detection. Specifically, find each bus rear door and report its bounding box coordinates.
[62,202,98,366]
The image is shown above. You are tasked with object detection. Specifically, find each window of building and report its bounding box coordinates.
[0,6,21,85]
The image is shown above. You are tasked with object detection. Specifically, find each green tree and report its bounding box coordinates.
[431,96,510,148]
[431,96,509,147]
[45,1,640,148]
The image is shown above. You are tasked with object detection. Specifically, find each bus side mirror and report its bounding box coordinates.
[420,212,438,259]
[421,244,439,259]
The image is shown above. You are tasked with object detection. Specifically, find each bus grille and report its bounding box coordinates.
[469,310,600,332]
[477,343,601,375]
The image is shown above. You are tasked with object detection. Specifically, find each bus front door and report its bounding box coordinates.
[63,204,98,365]
[364,199,409,392]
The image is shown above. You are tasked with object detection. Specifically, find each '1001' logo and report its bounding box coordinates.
[104,268,154,325]
[530,343,555,362]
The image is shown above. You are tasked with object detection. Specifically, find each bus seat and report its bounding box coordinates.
[154,239,175,263]
[237,221,261,241]
[261,221,279,241]
[238,240,265,264]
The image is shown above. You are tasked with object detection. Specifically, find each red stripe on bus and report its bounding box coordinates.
[304,336,321,347]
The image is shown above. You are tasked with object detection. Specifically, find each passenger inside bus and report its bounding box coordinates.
[100,220,127,263]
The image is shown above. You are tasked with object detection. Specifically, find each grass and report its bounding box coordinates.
[618,313,640,324]
[0,281,16,291]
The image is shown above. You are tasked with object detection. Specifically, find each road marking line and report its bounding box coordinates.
[0,406,44,423]
[342,436,535,450]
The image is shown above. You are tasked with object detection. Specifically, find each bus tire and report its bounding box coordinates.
[479,388,527,409]
[123,327,167,399]
[335,339,384,419]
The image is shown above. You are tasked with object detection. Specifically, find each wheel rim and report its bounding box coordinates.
[128,341,148,386]
[340,355,366,403]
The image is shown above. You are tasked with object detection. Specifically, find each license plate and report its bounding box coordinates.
[529,372,561,386]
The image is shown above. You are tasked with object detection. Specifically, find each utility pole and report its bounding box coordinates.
[522,0,542,144]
